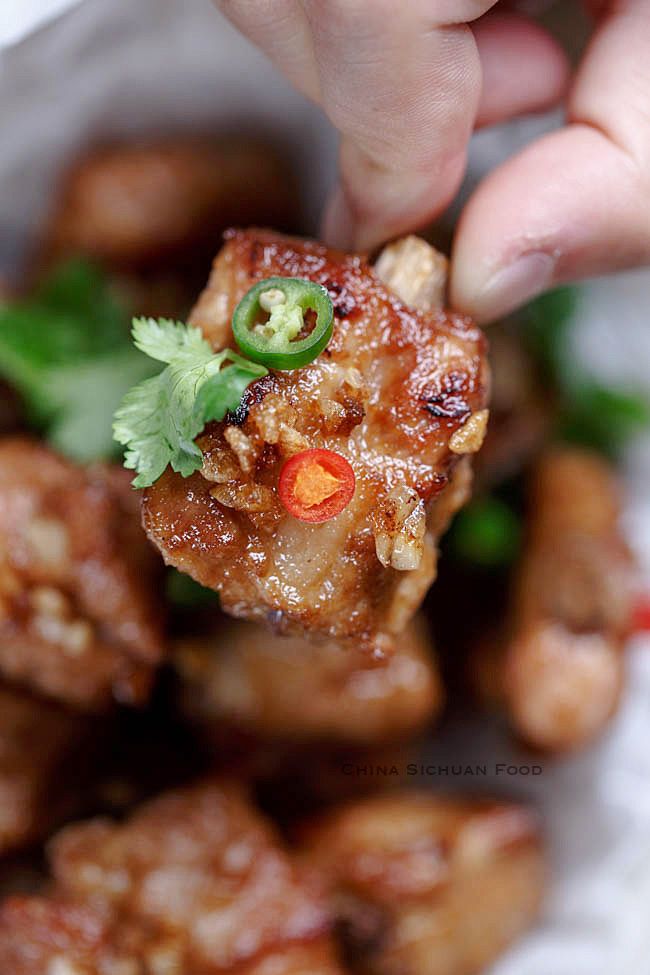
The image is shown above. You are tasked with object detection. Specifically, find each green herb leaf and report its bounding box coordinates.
[166,568,220,609]
[197,353,267,424]
[449,497,522,568]
[113,318,267,488]
[42,350,160,461]
[520,285,650,457]
[558,381,650,456]
[0,259,156,460]
[521,285,580,388]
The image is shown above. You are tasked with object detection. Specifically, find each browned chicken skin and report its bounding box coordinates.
[474,447,633,751]
[298,793,545,975]
[143,231,489,653]
[0,780,343,975]
[0,439,164,710]
[175,613,441,747]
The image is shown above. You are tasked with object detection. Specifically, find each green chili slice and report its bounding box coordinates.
[232,277,334,370]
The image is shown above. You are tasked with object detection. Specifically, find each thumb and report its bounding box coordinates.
[451,0,650,323]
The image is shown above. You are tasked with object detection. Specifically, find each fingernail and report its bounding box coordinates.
[322,187,355,251]
[476,252,556,322]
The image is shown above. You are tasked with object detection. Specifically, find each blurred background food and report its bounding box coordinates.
[0,123,644,975]
[1,2,649,973]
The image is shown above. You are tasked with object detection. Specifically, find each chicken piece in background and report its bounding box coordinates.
[143,231,488,654]
[175,613,441,748]
[297,792,545,975]
[472,447,634,752]
[0,438,165,710]
[0,780,344,975]
[40,138,300,319]
[0,684,95,856]
[174,612,441,815]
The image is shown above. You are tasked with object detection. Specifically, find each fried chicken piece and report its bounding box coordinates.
[44,139,297,272]
[0,438,164,710]
[474,447,633,751]
[175,613,441,747]
[298,793,545,975]
[172,239,445,793]
[0,684,90,855]
[0,780,343,975]
[143,231,488,652]
[40,138,298,320]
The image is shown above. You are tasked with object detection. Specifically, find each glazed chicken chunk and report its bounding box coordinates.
[474,447,634,751]
[175,613,442,748]
[40,138,298,320]
[298,792,545,975]
[143,231,489,652]
[0,780,343,975]
[0,439,164,710]
[44,139,296,272]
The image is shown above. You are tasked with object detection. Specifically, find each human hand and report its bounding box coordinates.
[217,2,649,323]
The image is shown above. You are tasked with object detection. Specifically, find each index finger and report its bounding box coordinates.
[306,0,493,249]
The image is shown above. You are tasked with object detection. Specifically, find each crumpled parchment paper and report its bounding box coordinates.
[1,3,649,972]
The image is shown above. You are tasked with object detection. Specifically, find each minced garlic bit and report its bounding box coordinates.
[449,409,489,455]
[374,484,426,571]
[210,482,277,514]
[278,422,309,455]
[374,236,449,312]
[345,367,364,390]
[259,288,286,312]
[223,425,257,473]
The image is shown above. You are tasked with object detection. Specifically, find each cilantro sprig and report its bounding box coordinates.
[0,259,158,460]
[113,317,267,488]
[521,286,650,457]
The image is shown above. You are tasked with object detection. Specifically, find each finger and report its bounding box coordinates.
[215,0,320,100]
[308,0,499,250]
[473,13,570,127]
[451,0,650,323]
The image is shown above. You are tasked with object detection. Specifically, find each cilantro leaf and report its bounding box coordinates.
[519,285,650,457]
[42,350,160,461]
[0,259,157,461]
[197,352,266,423]
[521,285,579,388]
[165,568,220,609]
[558,381,650,457]
[448,497,521,568]
[131,316,211,364]
[113,318,267,488]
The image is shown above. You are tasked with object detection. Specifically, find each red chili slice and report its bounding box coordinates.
[631,595,650,633]
[278,448,355,523]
